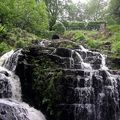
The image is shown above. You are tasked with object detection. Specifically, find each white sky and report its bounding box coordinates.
[72,0,89,3]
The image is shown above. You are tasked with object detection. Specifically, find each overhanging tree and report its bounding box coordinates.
[44,0,62,30]
[109,0,120,24]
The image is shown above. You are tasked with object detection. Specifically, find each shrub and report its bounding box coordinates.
[73,32,85,43]
[61,20,69,30]
[52,21,66,34]
[39,30,55,39]
[0,42,11,53]
[0,24,7,38]
[86,39,102,49]
[68,22,85,30]
[112,33,120,42]
[86,21,106,30]
[107,25,120,33]
[15,40,26,48]
[62,21,106,31]
[111,41,120,54]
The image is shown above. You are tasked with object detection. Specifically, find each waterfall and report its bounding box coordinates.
[0,49,46,120]
[0,50,14,66]
[54,46,120,120]
[2,49,22,71]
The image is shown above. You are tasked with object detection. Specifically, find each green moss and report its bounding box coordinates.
[85,39,102,49]
[31,55,62,117]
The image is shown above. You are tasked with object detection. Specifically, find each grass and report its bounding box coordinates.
[63,25,120,58]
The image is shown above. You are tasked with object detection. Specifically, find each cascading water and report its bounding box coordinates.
[2,49,22,71]
[0,49,46,120]
[53,46,120,120]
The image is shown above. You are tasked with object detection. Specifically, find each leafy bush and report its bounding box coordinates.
[112,33,120,42]
[0,24,7,38]
[52,21,66,34]
[107,25,120,33]
[39,30,55,39]
[68,22,85,30]
[73,32,85,43]
[62,21,85,30]
[0,0,49,35]
[62,21,106,30]
[0,42,11,53]
[63,30,85,43]
[111,41,120,54]
[15,40,26,48]
[86,21,106,30]
[86,39,102,49]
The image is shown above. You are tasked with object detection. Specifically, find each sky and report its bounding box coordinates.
[72,0,89,3]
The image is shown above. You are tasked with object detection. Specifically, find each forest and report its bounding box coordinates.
[0,0,120,56]
[0,0,120,120]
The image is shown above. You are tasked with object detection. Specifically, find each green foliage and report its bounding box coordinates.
[73,32,85,43]
[0,0,49,34]
[86,21,106,30]
[0,42,11,53]
[86,39,102,49]
[86,0,108,21]
[62,21,106,31]
[0,27,38,50]
[39,30,55,39]
[15,40,26,48]
[109,0,120,24]
[0,24,7,38]
[62,21,85,30]
[63,30,86,42]
[32,56,62,117]
[68,22,86,30]
[52,21,66,34]
[107,25,120,33]
[112,33,120,42]
[112,41,120,54]
[44,0,63,30]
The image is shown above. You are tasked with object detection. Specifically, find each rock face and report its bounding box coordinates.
[0,49,46,120]
[15,43,120,120]
[0,99,46,120]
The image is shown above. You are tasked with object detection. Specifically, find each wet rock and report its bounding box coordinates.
[0,74,12,98]
[52,35,60,40]
[15,45,120,120]
[0,99,46,120]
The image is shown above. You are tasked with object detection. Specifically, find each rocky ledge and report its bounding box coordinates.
[15,40,120,120]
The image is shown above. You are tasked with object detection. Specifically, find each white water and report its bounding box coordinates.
[3,49,22,71]
[0,50,46,120]
[77,46,108,71]
[100,54,108,70]
[0,99,46,120]
[0,65,22,101]
[0,50,14,66]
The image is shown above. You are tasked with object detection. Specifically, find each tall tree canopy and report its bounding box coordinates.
[85,0,108,21]
[109,0,120,24]
[44,0,62,30]
[0,0,49,34]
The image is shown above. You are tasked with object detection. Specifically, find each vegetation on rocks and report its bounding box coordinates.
[1,0,120,119]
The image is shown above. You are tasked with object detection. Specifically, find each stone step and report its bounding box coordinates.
[57,103,95,120]
[59,75,92,87]
[57,86,95,104]
[62,69,91,77]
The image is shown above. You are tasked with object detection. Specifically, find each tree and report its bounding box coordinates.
[109,0,120,24]
[44,0,62,30]
[85,0,108,21]
[0,0,49,34]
